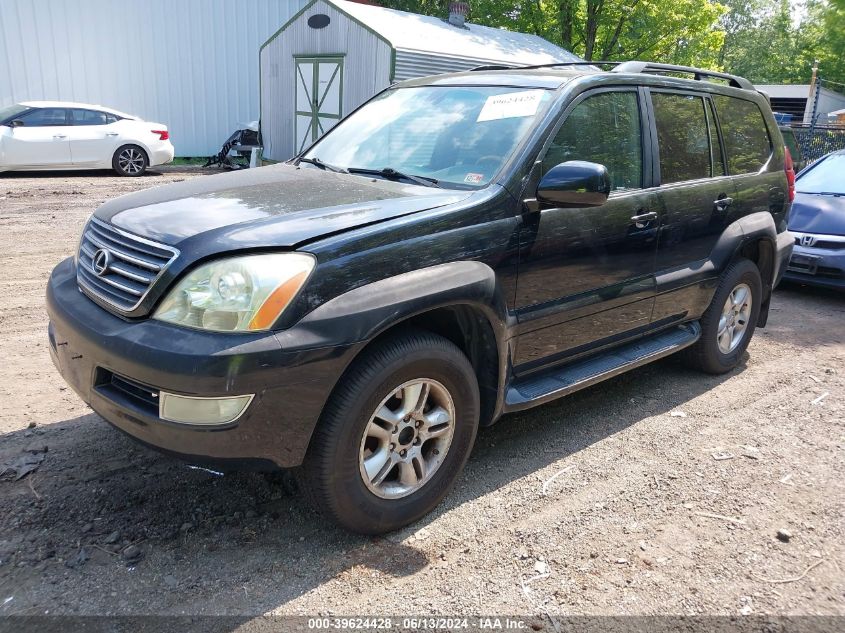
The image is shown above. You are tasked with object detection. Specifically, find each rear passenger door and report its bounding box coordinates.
[649,90,738,323]
[68,109,120,166]
[712,95,785,225]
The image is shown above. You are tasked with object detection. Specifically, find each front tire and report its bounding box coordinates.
[682,258,762,374]
[299,330,480,534]
[112,145,148,176]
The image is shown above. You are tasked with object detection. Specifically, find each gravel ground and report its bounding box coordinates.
[0,168,843,622]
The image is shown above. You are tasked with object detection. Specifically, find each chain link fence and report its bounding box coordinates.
[790,124,845,163]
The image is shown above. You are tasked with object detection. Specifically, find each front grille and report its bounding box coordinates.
[77,217,178,314]
[794,236,845,250]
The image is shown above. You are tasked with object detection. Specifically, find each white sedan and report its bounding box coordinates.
[0,101,174,176]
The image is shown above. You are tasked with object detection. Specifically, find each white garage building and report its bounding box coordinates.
[259,0,580,161]
[0,0,307,156]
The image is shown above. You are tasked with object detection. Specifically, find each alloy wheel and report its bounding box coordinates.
[118,148,145,174]
[717,282,753,354]
[359,378,456,499]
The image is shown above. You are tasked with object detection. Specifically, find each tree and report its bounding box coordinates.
[380,0,727,66]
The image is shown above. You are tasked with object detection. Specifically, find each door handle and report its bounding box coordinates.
[630,211,658,228]
[106,132,119,137]
[714,196,733,211]
[53,134,67,139]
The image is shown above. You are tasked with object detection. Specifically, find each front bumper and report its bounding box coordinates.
[783,235,845,290]
[46,257,359,468]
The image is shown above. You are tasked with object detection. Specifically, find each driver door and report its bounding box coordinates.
[513,88,659,369]
[3,107,73,167]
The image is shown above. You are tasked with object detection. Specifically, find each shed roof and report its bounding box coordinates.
[331,0,580,65]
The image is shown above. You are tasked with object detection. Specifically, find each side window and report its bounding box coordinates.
[705,99,726,176]
[71,109,108,125]
[652,92,710,183]
[713,95,772,174]
[17,108,68,127]
[544,91,642,192]
[105,113,119,124]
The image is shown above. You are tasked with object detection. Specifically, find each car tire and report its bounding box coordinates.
[299,329,480,534]
[682,258,762,374]
[112,145,148,177]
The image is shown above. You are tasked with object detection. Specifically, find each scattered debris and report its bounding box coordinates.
[780,473,793,485]
[808,375,821,384]
[712,451,736,461]
[776,529,793,543]
[534,560,549,574]
[27,421,37,429]
[670,411,687,418]
[615,558,628,564]
[541,465,576,496]
[3,597,12,606]
[0,451,46,481]
[751,558,826,584]
[122,545,143,564]
[185,465,224,477]
[25,443,47,454]
[810,392,829,406]
[695,511,745,525]
[64,548,90,569]
[104,530,121,545]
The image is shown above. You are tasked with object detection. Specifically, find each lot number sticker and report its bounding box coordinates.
[477,90,545,122]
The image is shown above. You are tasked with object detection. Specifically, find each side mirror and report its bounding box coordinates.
[8,120,23,128]
[536,160,611,208]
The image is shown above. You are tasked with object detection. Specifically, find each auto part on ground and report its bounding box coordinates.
[204,121,261,169]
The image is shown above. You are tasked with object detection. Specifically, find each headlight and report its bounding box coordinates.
[153,253,315,332]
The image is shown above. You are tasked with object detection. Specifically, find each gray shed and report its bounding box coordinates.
[259,0,580,161]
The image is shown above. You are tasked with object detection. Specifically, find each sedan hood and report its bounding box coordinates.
[95,164,472,248]
[789,192,845,236]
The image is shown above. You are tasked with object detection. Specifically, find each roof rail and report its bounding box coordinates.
[469,60,754,90]
[612,61,754,90]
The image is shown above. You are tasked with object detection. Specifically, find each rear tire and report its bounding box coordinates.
[112,145,148,176]
[682,258,762,374]
[299,330,480,534]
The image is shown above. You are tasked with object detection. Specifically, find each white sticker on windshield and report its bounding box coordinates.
[476,90,545,122]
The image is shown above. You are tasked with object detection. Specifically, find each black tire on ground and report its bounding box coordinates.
[298,330,480,534]
[682,258,762,374]
[112,145,148,177]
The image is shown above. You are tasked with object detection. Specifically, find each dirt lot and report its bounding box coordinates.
[0,168,843,623]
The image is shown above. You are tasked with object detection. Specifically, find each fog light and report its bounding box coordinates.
[159,392,254,425]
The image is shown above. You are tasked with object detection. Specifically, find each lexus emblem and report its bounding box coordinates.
[800,235,817,247]
[91,249,112,276]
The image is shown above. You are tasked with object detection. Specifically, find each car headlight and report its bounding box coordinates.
[153,253,315,332]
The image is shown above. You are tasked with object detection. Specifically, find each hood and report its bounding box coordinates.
[95,164,472,248]
[789,192,845,236]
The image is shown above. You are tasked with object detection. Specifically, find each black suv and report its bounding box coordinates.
[47,62,794,534]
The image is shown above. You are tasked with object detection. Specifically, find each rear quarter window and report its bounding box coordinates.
[713,95,772,174]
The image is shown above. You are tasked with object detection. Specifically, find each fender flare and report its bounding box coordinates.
[276,260,510,351]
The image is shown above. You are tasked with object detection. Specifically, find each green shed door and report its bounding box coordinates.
[295,56,343,154]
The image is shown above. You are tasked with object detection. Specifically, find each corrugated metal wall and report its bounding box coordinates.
[260,0,392,161]
[393,49,508,81]
[0,0,306,156]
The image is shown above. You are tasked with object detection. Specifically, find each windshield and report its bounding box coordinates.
[796,154,845,195]
[0,104,29,123]
[303,86,552,188]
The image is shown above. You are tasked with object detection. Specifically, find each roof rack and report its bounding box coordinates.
[612,61,754,90]
[469,60,753,90]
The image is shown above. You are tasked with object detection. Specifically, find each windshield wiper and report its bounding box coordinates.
[297,157,348,173]
[347,167,442,189]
